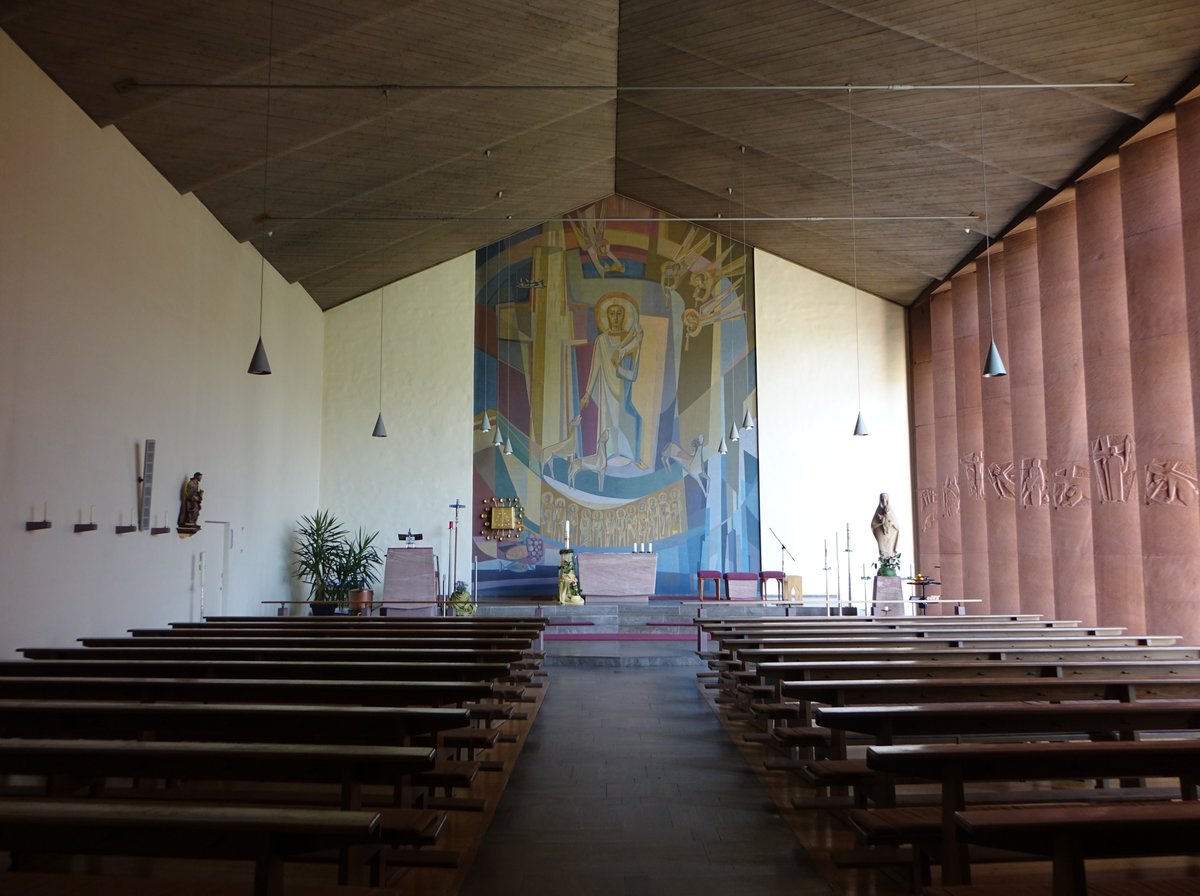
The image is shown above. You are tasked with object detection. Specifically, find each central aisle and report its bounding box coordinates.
[459,645,832,896]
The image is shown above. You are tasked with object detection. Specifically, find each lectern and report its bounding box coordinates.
[380,547,438,616]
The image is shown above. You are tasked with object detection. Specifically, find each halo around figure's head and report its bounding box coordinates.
[594,292,638,333]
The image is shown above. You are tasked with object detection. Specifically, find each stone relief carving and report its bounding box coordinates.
[1019,457,1049,508]
[1052,462,1089,509]
[961,451,985,500]
[943,476,961,518]
[1091,434,1135,504]
[1144,459,1198,507]
[989,461,1017,501]
[919,488,939,532]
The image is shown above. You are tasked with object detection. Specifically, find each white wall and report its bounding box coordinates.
[755,249,913,606]
[0,31,326,653]
[319,255,475,595]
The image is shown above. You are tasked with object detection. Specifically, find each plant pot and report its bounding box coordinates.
[310,601,338,616]
[349,588,374,616]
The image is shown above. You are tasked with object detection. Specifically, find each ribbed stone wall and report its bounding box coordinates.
[910,98,1200,641]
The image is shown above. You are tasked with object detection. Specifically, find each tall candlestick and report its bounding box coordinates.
[564,519,570,550]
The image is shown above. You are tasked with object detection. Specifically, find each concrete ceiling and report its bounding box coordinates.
[2,0,1198,309]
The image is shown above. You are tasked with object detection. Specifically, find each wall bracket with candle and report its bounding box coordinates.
[115,525,137,534]
[151,526,171,536]
[25,520,50,531]
[74,523,98,533]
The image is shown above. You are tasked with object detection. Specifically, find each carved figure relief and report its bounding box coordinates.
[961,451,986,500]
[1091,434,1135,504]
[919,488,939,532]
[1020,457,1049,508]
[943,476,961,518]
[1052,462,1089,509]
[989,461,1017,501]
[1144,459,1199,507]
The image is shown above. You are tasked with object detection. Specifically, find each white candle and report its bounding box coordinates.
[199,552,205,588]
[648,542,653,553]
[563,519,570,550]
[42,501,47,521]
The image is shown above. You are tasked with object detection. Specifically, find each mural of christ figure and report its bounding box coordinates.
[580,292,643,466]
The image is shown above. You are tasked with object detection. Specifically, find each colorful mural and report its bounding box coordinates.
[472,196,759,596]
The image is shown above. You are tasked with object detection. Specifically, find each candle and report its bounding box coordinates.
[43,501,47,521]
[563,519,570,550]
[199,552,205,588]
[648,542,653,553]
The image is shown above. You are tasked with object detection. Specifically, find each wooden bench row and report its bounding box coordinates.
[700,616,1200,895]
[0,615,549,894]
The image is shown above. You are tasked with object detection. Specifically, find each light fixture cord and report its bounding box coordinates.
[258,0,275,337]
[975,1,996,338]
[848,86,862,409]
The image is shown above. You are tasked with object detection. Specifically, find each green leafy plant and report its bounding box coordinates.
[293,510,348,605]
[337,528,383,594]
[873,551,902,577]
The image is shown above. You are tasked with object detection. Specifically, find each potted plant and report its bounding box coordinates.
[873,551,902,577]
[293,510,348,615]
[339,528,383,616]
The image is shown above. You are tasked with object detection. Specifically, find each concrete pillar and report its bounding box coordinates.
[1004,229,1054,619]
[931,288,962,609]
[976,250,1020,614]
[1120,130,1200,643]
[1036,201,1097,624]
[1076,167,1146,634]
[951,272,990,610]
[909,299,940,589]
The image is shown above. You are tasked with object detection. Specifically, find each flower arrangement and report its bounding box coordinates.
[873,551,902,577]
[449,580,476,617]
[557,548,584,604]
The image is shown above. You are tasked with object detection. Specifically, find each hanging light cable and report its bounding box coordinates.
[739,144,754,432]
[372,286,388,437]
[247,0,275,376]
[725,185,740,446]
[503,224,514,456]
[976,8,1007,379]
[848,87,867,435]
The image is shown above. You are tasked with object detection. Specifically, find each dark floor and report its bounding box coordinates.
[458,642,833,896]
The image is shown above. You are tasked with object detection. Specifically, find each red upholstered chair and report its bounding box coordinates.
[724,571,760,600]
[697,570,721,601]
[760,570,785,599]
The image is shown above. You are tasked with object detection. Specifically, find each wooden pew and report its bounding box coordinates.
[19,646,531,665]
[82,636,537,652]
[0,675,499,707]
[0,659,517,682]
[816,699,1200,761]
[197,616,546,626]
[863,739,1200,886]
[951,801,1200,896]
[757,658,1200,687]
[0,736,440,890]
[0,799,384,896]
[0,699,469,746]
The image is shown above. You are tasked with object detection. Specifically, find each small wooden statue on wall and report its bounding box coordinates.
[177,471,203,537]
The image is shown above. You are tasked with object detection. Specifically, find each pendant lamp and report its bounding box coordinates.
[847,87,867,435]
[976,4,1007,379]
